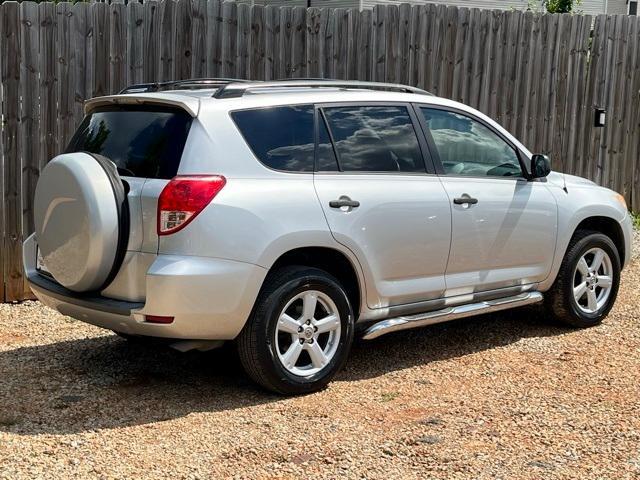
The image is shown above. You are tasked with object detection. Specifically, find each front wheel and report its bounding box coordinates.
[237,266,355,395]
[546,230,621,328]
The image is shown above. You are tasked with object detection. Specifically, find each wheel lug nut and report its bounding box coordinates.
[299,338,304,344]
[308,339,314,344]
[306,320,311,325]
[298,326,303,332]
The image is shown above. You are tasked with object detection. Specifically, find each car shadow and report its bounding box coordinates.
[0,305,571,435]
[342,304,571,381]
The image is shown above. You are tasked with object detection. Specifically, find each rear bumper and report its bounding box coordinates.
[24,234,267,340]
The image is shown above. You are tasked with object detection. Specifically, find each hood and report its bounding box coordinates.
[546,171,597,188]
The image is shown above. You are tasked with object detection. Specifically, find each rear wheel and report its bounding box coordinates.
[546,230,621,328]
[237,266,354,395]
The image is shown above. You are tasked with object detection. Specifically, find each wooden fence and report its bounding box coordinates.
[1,0,639,301]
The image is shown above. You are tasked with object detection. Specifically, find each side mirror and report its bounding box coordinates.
[530,154,551,179]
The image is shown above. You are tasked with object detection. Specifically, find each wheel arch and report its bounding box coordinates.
[539,210,628,293]
[264,246,364,320]
[572,216,625,266]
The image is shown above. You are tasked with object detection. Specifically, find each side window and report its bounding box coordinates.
[322,105,425,173]
[231,105,314,172]
[420,108,522,177]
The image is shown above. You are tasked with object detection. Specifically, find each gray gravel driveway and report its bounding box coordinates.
[1,233,639,479]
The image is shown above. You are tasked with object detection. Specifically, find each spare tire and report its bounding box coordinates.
[34,152,129,292]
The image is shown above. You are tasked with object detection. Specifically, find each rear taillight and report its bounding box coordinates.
[157,175,226,235]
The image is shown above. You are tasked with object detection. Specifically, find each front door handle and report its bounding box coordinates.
[453,196,478,205]
[329,196,360,209]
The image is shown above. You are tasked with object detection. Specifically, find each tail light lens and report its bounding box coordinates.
[157,175,226,235]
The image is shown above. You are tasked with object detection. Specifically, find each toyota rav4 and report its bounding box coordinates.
[24,79,633,395]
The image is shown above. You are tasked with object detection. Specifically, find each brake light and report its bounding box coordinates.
[157,175,226,235]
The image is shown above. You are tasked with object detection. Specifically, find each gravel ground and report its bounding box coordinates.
[1,235,639,479]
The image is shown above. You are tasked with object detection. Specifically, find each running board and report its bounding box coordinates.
[362,291,543,340]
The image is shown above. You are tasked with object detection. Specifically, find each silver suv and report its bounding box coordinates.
[24,79,633,394]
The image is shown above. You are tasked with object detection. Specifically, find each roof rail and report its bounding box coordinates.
[212,80,432,99]
[119,78,251,94]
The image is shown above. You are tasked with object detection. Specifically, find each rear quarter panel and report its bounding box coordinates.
[157,175,341,269]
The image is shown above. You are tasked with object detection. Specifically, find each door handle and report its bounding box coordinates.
[329,196,360,209]
[453,196,478,205]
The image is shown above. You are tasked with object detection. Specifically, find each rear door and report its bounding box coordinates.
[313,103,452,309]
[416,106,557,296]
[64,104,194,299]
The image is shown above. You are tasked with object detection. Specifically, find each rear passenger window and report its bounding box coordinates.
[322,106,424,173]
[232,105,315,172]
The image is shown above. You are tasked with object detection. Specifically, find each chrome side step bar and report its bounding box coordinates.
[362,291,543,340]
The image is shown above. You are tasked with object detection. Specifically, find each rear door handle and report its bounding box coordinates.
[453,196,478,205]
[329,196,360,209]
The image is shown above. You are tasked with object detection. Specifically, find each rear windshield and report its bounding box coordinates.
[66,105,193,179]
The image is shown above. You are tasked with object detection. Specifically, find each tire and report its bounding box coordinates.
[545,229,621,328]
[237,266,355,395]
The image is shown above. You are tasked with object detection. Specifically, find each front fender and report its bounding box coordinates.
[538,183,630,291]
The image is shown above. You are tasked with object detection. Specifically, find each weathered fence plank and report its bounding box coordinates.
[263,4,277,80]
[0,4,7,302]
[38,2,57,167]
[1,1,639,301]
[205,0,222,77]
[175,0,193,80]
[2,2,23,301]
[356,8,372,81]
[142,0,159,82]
[249,4,264,80]
[220,0,236,77]
[58,2,75,148]
[291,6,307,78]
[72,2,88,125]
[19,1,39,301]
[628,18,640,209]
[235,2,250,79]
[321,7,334,78]
[372,5,385,82]
[159,0,175,81]
[127,0,143,85]
[91,2,110,96]
[20,1,39,246]
[109,0,126,93]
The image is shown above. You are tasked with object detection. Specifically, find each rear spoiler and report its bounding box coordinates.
[84,93,200,117]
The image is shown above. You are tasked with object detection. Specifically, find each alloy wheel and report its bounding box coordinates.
[572,247,614,314]
[274,290,341,377]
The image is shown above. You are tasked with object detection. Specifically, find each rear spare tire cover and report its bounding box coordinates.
[34,152,127,292]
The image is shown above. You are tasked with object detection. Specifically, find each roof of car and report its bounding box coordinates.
[86,87,462,117]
